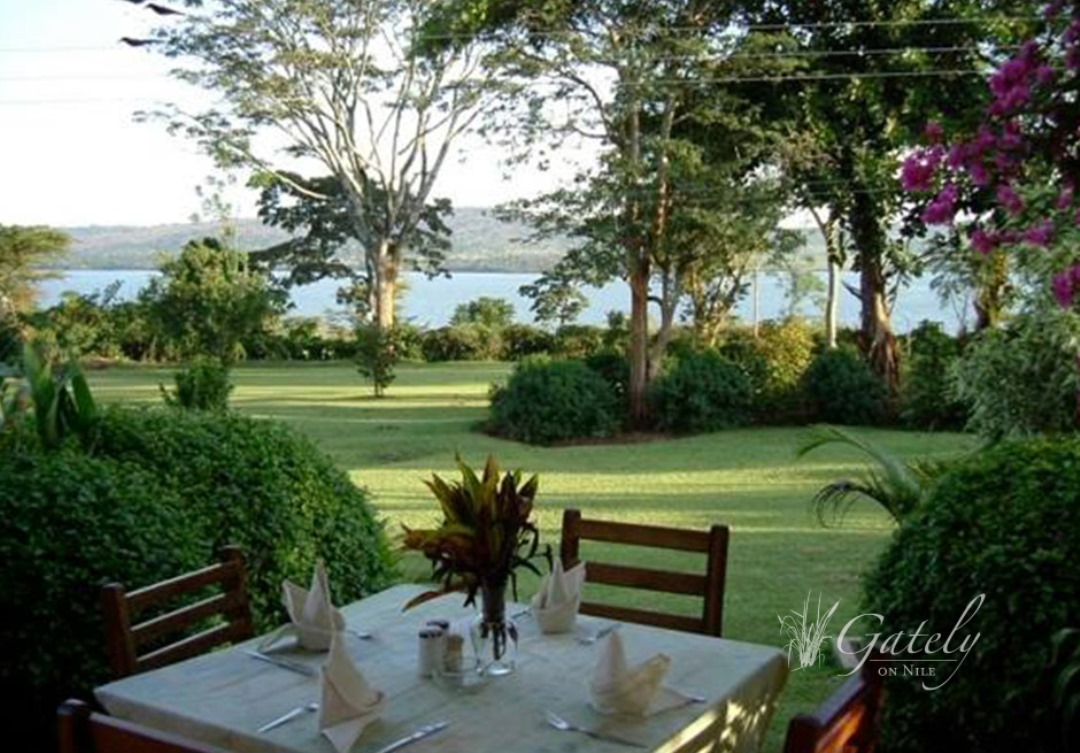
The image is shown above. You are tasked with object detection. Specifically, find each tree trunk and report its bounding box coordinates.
[825,258,839,349]
[628,262,650,429]
[373,240,397,330]
[859,252,899,397]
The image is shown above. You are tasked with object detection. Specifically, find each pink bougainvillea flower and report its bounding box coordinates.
[924,121,944,144]
[971,227,999,254]
[900,147,943,192]
[1057,188,1075,210]
[996,183,1025,215]
[1023,219,1055,247]
[922,183,959,225]
[1053,270,1074,308]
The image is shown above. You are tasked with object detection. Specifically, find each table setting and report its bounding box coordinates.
[94,457,788,753]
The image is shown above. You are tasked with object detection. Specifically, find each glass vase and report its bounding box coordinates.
[470,580,517,676]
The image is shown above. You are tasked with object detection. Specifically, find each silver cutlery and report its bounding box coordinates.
[545,711,646,748]
[244,649,318,677]
[257,702,319,733]
[370,721,450,753]
[349,628,375,640]
[577,622,622,645]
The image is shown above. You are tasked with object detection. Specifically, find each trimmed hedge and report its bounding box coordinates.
[94,408,395,623]
[649,350,753,433]
[864,438,1080,753]
[0,448,205,745]
[489,357,619,444]
[802,347,887,425]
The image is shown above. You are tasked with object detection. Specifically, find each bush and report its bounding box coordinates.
[355,324,400,397]
[94,408,396,625]
[721,319,817,421]
[953,309,1080,440]
[450,296,515,330]
[551,324,606,359]
[162,358,234,411]
[863,438,1080,753]
[0,447,204,744]
[802,347,887,425]
[584,349,630,411]
[421,324,502,361]
[649,350,753,433]
[501,323,554,360]
[489,357,619,444]
[900,321,969,430]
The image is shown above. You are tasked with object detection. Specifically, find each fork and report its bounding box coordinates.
[577,622,622,645]
[370,721,450,753]
[545,711,646,748]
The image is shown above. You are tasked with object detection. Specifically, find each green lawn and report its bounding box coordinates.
[89,360,979,748]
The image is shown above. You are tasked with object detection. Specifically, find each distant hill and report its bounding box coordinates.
[54,208,573,274]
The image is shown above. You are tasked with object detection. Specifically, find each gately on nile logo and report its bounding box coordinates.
[777,591,984,690]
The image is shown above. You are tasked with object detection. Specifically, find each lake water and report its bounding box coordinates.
[39,269,963,333]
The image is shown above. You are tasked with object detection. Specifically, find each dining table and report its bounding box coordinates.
[95,584,789,753]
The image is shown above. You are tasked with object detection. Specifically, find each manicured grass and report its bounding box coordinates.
[90,360,979,748]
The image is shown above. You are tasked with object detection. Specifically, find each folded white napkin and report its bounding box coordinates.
[320,633,386,753]
[261,561,346,652]
[531,559,586,634]
[588,631,687,716]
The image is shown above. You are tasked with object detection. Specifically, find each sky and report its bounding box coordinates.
[0,0,576,227]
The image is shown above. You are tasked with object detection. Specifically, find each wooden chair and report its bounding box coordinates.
[101,545,254,678]
[57,699,234,753]
[782,660,885,753]
[559,508,730,636]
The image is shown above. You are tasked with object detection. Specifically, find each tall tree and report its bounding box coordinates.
[153,0,494,331]
[442,0,792,425]
[758,1,1035,395]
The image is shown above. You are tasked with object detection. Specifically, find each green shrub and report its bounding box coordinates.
[355,324,400,397]
[0,447,204,745]
[0,315,21,364]
[421,324,502,361]
[502,323,554,360]
[802,347,887,425]
[863,438,1080,753]
[720,319,816,422]
[900,321,969,430]
[584,350,630,411]
[649,350,753,433]
[94,408,396,626]
[161,358,234,411]
[953,309,1080,440]
[489,357,619,444]
[551,324,606,359]
[450,296,515,330]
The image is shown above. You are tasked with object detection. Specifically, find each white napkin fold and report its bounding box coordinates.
[531,559,586,634]
[262,561,346,652]
[588,631,687,716]
[320,633,386,753]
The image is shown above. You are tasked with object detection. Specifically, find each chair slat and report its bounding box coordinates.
[584,561,708,596]
[579,601,704,634]
[576,517,712,552]
[782,665,885,753]
[136,623,235,673]
[561,509,730,637]
[127,562,238,613]
[131,592,237,647]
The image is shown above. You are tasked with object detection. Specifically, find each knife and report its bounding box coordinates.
[370,721,450,753]
[244,649,318,677]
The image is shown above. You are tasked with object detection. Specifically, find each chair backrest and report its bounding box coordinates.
[101,545,254,678]
[782,662,885,753]
[57,699,233,753]
[559,508,730,636]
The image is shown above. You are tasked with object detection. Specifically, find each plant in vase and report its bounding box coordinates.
[403,454,550,676]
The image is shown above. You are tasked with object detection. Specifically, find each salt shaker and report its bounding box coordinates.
[418,626,446,677]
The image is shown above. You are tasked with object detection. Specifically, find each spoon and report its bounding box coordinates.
[576,622,622,645]
[257,702,319,733]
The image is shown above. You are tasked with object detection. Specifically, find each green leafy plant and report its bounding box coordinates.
[649,350,753,433]
[20,340,99,450]
[802,346,887,425]
[1051,628,1080,750]
[161,357,234,411]
[421,324,502,361]
[778,592,840,670]
[355,323,401,397]
[402,454,550,609]
[863,438,1080,753]
[797,425,950,525]
[900,321,969,430]
[488,357,619,444]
